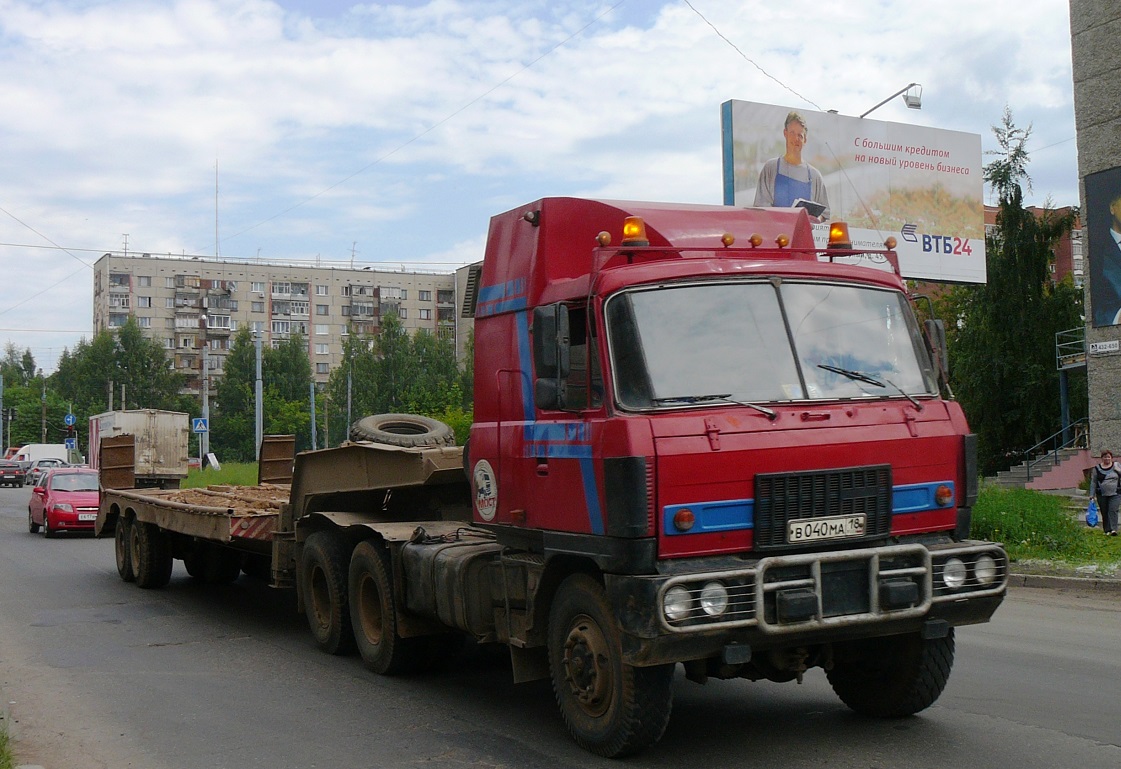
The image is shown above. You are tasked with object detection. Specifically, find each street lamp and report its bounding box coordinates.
[860,83,922,119]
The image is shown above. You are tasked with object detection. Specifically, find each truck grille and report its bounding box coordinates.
[753,465,892,551]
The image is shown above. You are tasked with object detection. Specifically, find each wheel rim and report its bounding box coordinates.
[308,564,332,631]
[561,613,613,718]
[129,524,142,567]
[355,572,384,644]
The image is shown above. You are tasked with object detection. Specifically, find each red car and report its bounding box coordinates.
[28,468,100,537]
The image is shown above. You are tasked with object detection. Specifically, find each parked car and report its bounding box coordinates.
[28,468,100,537]
[25,458,68,488]
[0,459,26,487]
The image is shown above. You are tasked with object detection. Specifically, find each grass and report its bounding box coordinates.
[971,484,1121,568]
[0,724,14,769]
[183,462,259,488]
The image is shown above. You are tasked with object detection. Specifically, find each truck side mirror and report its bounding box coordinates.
[533,304,571,379]
[924,318,948,378]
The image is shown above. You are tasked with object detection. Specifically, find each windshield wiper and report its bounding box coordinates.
[817,365,923,411]
[652,393,777,419]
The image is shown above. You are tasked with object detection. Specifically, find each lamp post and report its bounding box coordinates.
[860,83,922,119]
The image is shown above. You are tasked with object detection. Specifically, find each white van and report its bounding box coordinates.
[13,443,70,467]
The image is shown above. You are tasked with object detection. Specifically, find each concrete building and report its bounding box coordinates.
[92,252,469,395]
[1071,0,1121,453]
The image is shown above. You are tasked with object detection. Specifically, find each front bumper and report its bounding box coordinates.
[607,540,1007,666]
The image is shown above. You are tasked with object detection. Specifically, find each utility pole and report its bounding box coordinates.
[40,381,46,442]
[310,382,317,450]
[254,331,263,460]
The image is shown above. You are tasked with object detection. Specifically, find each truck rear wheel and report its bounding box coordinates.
[827,629,955,718]
[115,516,135,582]
[185,543,243,585]
[547,574,674,758]
[349,540,417,675]
[131,521,173,589]
[348,414,455,447]
[301,532,355,655]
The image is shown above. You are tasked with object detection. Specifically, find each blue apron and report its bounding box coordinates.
[773,158,812,207]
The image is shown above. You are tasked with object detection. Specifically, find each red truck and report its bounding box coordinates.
[98,198,1007,757]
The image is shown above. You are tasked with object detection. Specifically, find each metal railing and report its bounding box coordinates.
[1024,417,1089,479]
[1056,326,1086,370]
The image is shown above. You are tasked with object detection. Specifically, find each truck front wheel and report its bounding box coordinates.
[547,574,674,758]
[349,540,417,675]
[115,516,135,582]
[826,629,955,718]
[131,521,173,589]
[301,532,355,655]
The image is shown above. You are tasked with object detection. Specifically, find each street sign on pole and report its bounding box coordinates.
[192,418,209,433]
[64,413,76,427]
[64,437,76,450]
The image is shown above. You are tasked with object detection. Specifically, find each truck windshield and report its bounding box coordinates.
[604,280,936,409]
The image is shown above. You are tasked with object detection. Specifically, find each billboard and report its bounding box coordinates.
[721,100,985,283]
[1085,165,1121,327]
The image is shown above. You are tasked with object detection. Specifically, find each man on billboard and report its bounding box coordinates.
[752,111,831,221]
[1087,167,1121,327]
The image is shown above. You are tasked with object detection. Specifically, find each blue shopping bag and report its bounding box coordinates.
[1087,497,1099,527]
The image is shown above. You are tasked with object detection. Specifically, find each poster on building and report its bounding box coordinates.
[721,100,985,283]
[1085,165,1121,327]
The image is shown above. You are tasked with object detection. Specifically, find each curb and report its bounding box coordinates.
[1008,572,1121,593]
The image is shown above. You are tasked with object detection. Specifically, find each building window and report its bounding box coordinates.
[272,320,290,334]
[398,308,407,319]
[316,285,328,295]
[341,325,349,335]
[291,301,309,316]
[109,295,130,309]
[164,338,174,349]
[208,315,231,329]
[419,289,432,302]
[315,324,329,335]
[138,276,152,287]
[252,301,265,313]
[175,315,198,328]
[316,304,329,316]
[316,362,330,374]
[137,296,151,308]
[252,321,265,333]
[273,281,291,296]
[109,273,130,288]
[251,281,265,293]
[437,289,454,304]
[165,318,176,329]
[419,308,432,320]
[137,316,151,328]
[179,336,194,348]
[315,344,329,355]
[382,286,402,299]
[230,319,238,331]
[166,277,176,288]
[165,297,175,309]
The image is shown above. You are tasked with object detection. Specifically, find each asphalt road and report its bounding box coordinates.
[1,483,1120,769]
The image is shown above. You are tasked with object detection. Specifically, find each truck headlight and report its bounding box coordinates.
[663,586,692,622]
[699,581,729,617]
[973,554,998,585]
[941,557,967,590]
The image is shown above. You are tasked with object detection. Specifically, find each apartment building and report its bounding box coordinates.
[92,253,466,394]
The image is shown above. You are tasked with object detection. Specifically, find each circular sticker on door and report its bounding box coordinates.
[472,459,498,521]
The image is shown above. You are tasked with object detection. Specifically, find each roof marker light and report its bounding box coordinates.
[596,231,611,246]
[775,234,790,248]
[749,233,763,248]
[721,233,735,247]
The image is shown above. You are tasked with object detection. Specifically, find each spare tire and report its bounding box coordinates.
[349,413,456,447]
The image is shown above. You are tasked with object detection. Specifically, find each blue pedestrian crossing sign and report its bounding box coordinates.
[192,418,209,433]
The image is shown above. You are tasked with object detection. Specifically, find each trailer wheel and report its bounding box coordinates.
[348,540,418,675]
[186,543,243,585]
[130,521,173,589]
[827,629,955,718]
[115,516,135,582]
[548,574,674,758]
[348,414,455,447]
[301,532,355,655]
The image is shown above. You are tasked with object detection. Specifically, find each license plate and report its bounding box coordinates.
[788,514,866,543]
[78,513,97,521]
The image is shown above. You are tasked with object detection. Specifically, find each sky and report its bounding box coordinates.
[0,0,1079,374]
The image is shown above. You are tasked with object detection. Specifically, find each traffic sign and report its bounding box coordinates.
[192,418,209,433]
[64,437,76,450]
[64,413,76,426]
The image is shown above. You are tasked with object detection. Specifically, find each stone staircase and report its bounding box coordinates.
[989,447,1092,491]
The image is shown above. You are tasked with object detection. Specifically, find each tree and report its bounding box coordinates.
[935,108,1083,475]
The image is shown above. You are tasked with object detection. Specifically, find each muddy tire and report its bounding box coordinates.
[115,516,135,582]
[827,629,955,718]
[348,413,455,448]
[301,532,355,655]
[548,574,674,757]
[130,521,173,589]
[348,540,419,674]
